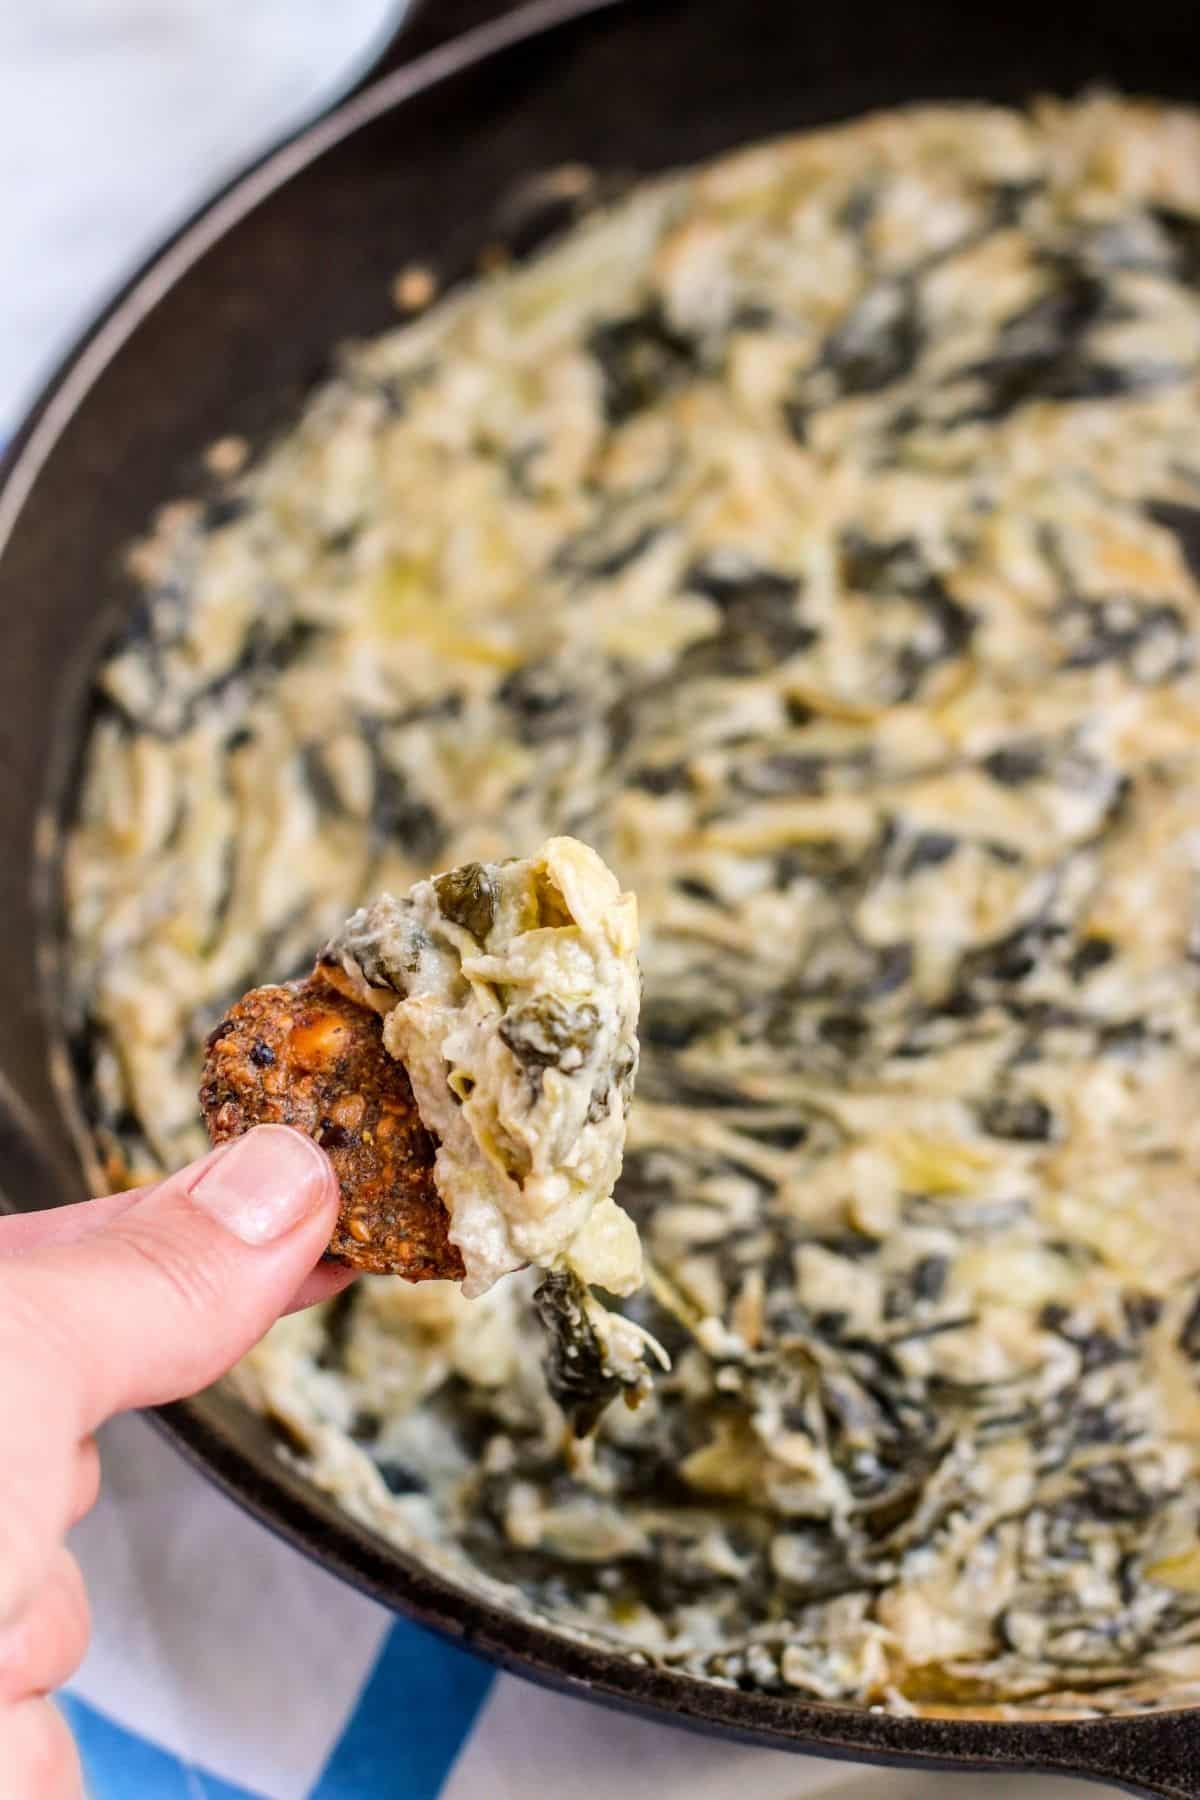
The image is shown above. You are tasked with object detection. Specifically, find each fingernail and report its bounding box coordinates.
[188,1127,332,1245]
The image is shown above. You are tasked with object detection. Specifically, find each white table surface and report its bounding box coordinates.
[0,0,400,432]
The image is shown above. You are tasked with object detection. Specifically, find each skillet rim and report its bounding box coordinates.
[2,3,1199,1789]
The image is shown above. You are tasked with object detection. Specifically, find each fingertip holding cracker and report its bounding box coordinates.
[199,976,463,1281]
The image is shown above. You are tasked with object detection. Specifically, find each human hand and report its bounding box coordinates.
[0,1125,350,1798]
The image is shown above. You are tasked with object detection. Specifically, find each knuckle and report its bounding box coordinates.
[1,1697,81,1799]
[0,1553,90,1703]
[47,1555,90,1689]
[0,1510,54,1637]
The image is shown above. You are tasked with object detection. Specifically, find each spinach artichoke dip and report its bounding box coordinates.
[318,838,643,1301]
[65,94,1200,1716]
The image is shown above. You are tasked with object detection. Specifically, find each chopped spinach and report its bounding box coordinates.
[498,661,588,744]
[588,303,701,423]
[434,861,498,942]
[533,1271,637,1436]
[499,996,601,1071]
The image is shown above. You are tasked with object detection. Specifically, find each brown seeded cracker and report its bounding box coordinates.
[199,977,463,1281]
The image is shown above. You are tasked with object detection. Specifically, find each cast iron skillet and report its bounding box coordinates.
[3,1,1200,1790]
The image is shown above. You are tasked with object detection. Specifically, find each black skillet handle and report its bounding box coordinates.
[346,0,540,92]
[1043,1712,1200,1799]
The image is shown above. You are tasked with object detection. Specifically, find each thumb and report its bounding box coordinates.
[6,1125,340,1432]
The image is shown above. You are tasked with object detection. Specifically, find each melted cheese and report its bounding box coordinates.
[323,838,642,1296]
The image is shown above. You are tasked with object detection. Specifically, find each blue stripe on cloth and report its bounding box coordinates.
[61,1693,264,1800]
[311,1619,493,1800]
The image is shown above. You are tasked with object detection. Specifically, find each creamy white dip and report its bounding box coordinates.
[321,836,642,1298]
